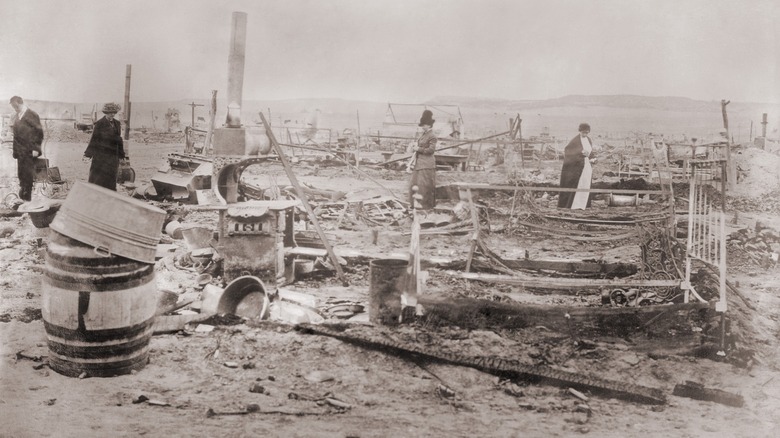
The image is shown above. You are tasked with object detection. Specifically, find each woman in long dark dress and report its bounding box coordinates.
[408,110,437,210]
[557,123,593,209]
[83,102,126,191]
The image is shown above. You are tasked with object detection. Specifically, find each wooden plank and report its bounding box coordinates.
[453,183,669,195]
[673,381,744,407]
[465,188,480,272]
[153,313,213,335]
[541,215,668,225]
[493,259,638,276]
[285,246,329,258]
[449,271,680,289]
[419,296,712,333]
[515,219,639,241]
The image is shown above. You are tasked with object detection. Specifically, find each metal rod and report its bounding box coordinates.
[449,184,668,195]
[684,165,696,303]
[381,131,510,165]
[704,176,710,263]
[697,169,705,259]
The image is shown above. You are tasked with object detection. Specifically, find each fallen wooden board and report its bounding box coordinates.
[672,381,744,407]
[418,296,712,334]
[452,182,670,195]
[285,246,329,258]
[515,219,640,241]
[297,324,667,405]
[449,271,680,289]
[484,259,638,276]
[542,215,668,225]
[153,313,214,335]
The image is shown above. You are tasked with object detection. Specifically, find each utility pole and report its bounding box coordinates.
[355,109,361,169]
[204,91,218,155]
[721,99,736,192]
[123,64,131,140]
[188,101,204,128]
[761,113,768,138]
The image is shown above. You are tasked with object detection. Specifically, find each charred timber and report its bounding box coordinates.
[296,324,667,405]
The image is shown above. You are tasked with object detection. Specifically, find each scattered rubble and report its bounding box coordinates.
[728,224,780,270]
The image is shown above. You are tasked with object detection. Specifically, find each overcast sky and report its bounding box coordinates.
[1,0,778,104]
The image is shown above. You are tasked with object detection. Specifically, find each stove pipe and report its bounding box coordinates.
[226,11,247,128]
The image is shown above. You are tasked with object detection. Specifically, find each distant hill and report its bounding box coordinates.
[9,95,778,142]
[429,94,719,111]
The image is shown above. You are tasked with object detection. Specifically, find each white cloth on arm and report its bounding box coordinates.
[571,136,592,210]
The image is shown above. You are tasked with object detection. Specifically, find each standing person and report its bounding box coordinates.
[557,123,593,209]
[9,96,43,202]
[83,102,126,191]
[408,110,437,210]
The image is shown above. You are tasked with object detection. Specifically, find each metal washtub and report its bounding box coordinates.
[50,181,166,263]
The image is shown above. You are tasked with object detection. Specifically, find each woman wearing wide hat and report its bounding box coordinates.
[83,102,127,191]
[408,110,438,210]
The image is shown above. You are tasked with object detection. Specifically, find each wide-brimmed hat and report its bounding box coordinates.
[418,110,435,127]
[102,102,121,114]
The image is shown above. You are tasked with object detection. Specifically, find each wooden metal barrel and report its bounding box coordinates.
[368,258,408,325]
[42,231,157,377]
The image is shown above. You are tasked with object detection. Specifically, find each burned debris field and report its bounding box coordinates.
[3,7,780,438]
[2,109,780,436]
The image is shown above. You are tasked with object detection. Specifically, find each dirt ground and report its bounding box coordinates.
[1,132,780,437]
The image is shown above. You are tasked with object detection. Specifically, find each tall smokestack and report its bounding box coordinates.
[226,11,247,127]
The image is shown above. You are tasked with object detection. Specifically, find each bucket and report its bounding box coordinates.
[294,259,314,276]
[180,225,214,251]
[608,194,639,207]
[117,161,136,184]
[50,181,166,263]
[42,231,157,377]
[164,220,183,239]
[18,199,62,228]
[368,258,408,325]
[217,276,269,320]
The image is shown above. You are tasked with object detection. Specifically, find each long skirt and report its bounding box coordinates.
[88,152,119,191]
[557,159,583,208]
[570,158,592,210]
[409,168,435,210]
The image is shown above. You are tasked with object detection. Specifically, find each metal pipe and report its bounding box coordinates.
[226,11,247,127]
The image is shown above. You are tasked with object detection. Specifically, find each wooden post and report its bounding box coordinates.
[355,109,361,169]
[761,113,768,137]
[204,90,218,155]
[259,112,349,286]
[123,64,131,140]
[188,101,204,128]
[464,188,480,272]
[402,210,421,320]
[721,99,736,191]
[517,119,523,171]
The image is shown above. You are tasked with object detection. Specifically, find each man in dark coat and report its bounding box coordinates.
[557,123,593,209]
[83,102,126,191]
[9,96,44,201]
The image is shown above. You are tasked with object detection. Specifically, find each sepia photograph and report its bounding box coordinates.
[1,0,779,436]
